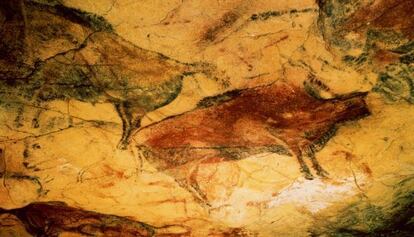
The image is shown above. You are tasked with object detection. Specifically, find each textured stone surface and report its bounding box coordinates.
[0,0,413,236]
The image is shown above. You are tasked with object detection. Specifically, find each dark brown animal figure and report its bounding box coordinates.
[135,80,370,203]
[0,201,188,237]
[0,0,219,149]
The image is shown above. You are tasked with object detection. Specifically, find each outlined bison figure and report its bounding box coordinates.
[135,80,370,203]
[0,0,222,149]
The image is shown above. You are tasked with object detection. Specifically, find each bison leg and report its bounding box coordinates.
[164,169,210,208]
[114,102,142,150]
[187,164,210,207]
[307,152,329,178]
[292,148,314,180]
[167,157,229,208]
[31,108,42,128]
[31,99,50,129]
[13,104,24,128]
[115,102,132,149]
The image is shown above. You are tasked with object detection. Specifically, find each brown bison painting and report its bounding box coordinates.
[134,80,370,203]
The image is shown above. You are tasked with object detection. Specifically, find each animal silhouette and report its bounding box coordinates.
[135,80,370,203]
[0,0,221,149]
[0,201,188,237]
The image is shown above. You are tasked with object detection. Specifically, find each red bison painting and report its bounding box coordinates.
[134,80,370,203]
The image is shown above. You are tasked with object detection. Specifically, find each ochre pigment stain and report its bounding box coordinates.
[344,0,414,39]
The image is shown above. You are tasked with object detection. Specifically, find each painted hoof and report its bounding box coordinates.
[317,169,330,178]
[32,118,40,128]
[303,171,314,180]
[117,141,129,150]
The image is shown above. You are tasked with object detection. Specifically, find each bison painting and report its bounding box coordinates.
[134,80,370,203]
[0,0,221,149]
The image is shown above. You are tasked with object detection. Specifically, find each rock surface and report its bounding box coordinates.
[0,0,413,236]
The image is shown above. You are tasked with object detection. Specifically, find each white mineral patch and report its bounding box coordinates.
[210,176,366,226]
[268,177,365,213]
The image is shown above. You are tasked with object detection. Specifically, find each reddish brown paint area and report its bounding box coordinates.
[344,0,414,39]
[0,202,188,237]
[138,81,370,181]
[361,162,373,177]
[372,50,401,68]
